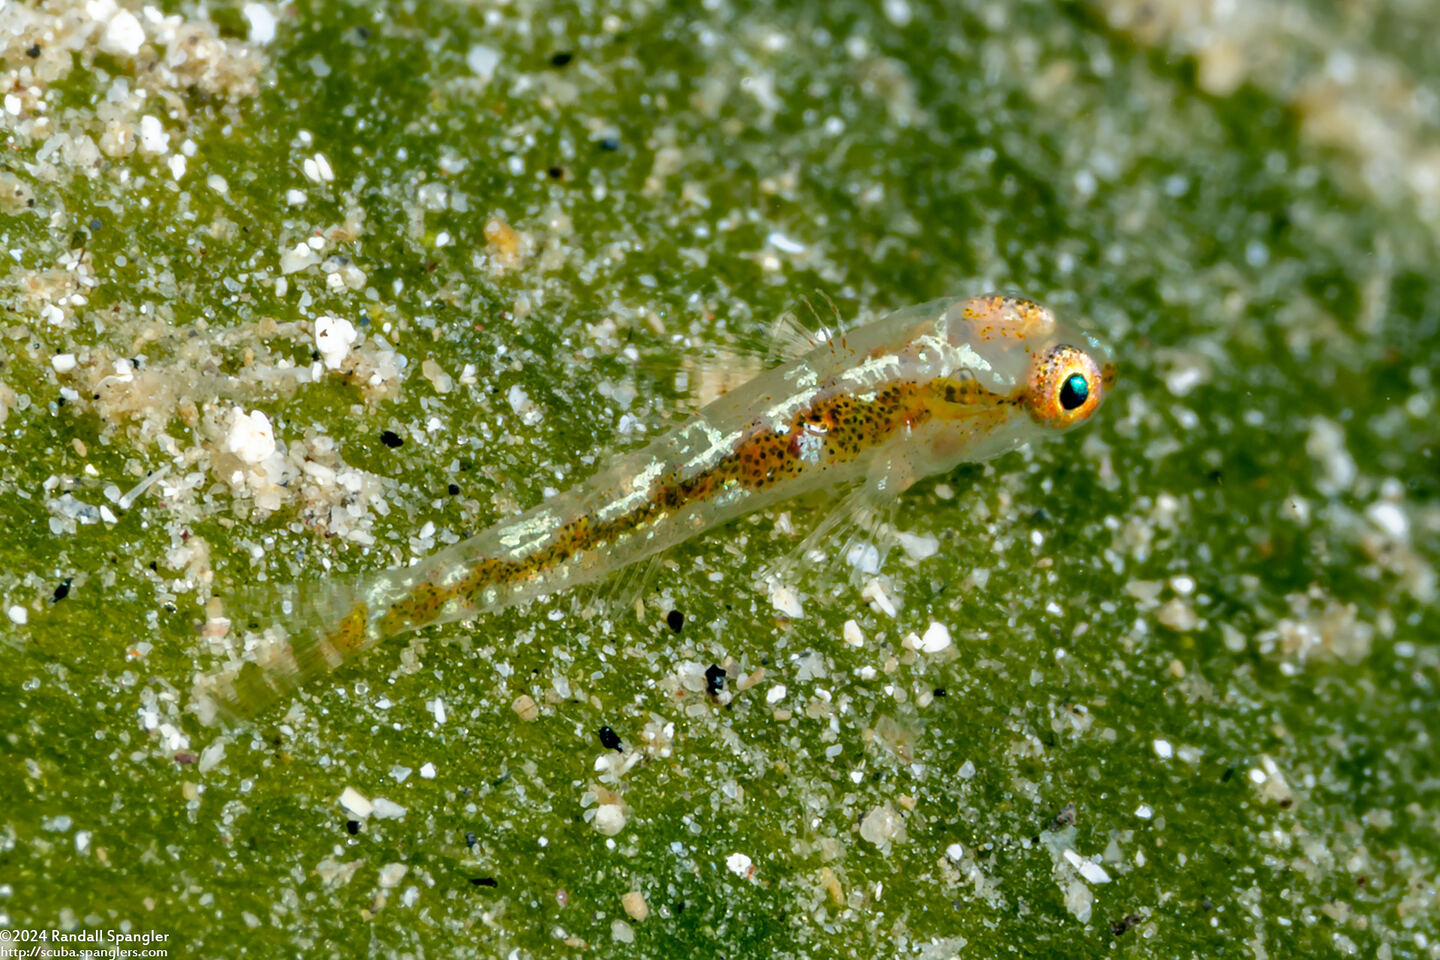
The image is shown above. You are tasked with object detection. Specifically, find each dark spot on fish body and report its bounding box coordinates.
[459,558,506,603]
[407,581,452,624]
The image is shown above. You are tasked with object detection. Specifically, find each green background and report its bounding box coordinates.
[2,0,1437,956]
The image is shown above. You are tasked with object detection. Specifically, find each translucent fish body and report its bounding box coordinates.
[199,294,1115,719]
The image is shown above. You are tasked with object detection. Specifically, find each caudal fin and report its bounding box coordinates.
[191,577,380,724]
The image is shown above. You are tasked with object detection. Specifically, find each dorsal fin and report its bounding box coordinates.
[767,293,841,362]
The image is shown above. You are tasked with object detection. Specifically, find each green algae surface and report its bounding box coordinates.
[2,1,1438,957]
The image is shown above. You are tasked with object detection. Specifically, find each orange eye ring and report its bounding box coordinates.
[1027,344,1104,428]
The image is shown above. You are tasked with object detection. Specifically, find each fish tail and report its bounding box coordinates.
[193,575,384,724]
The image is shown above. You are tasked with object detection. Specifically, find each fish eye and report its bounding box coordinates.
[1059,373,1089,410]
[1027,345,1104,428]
